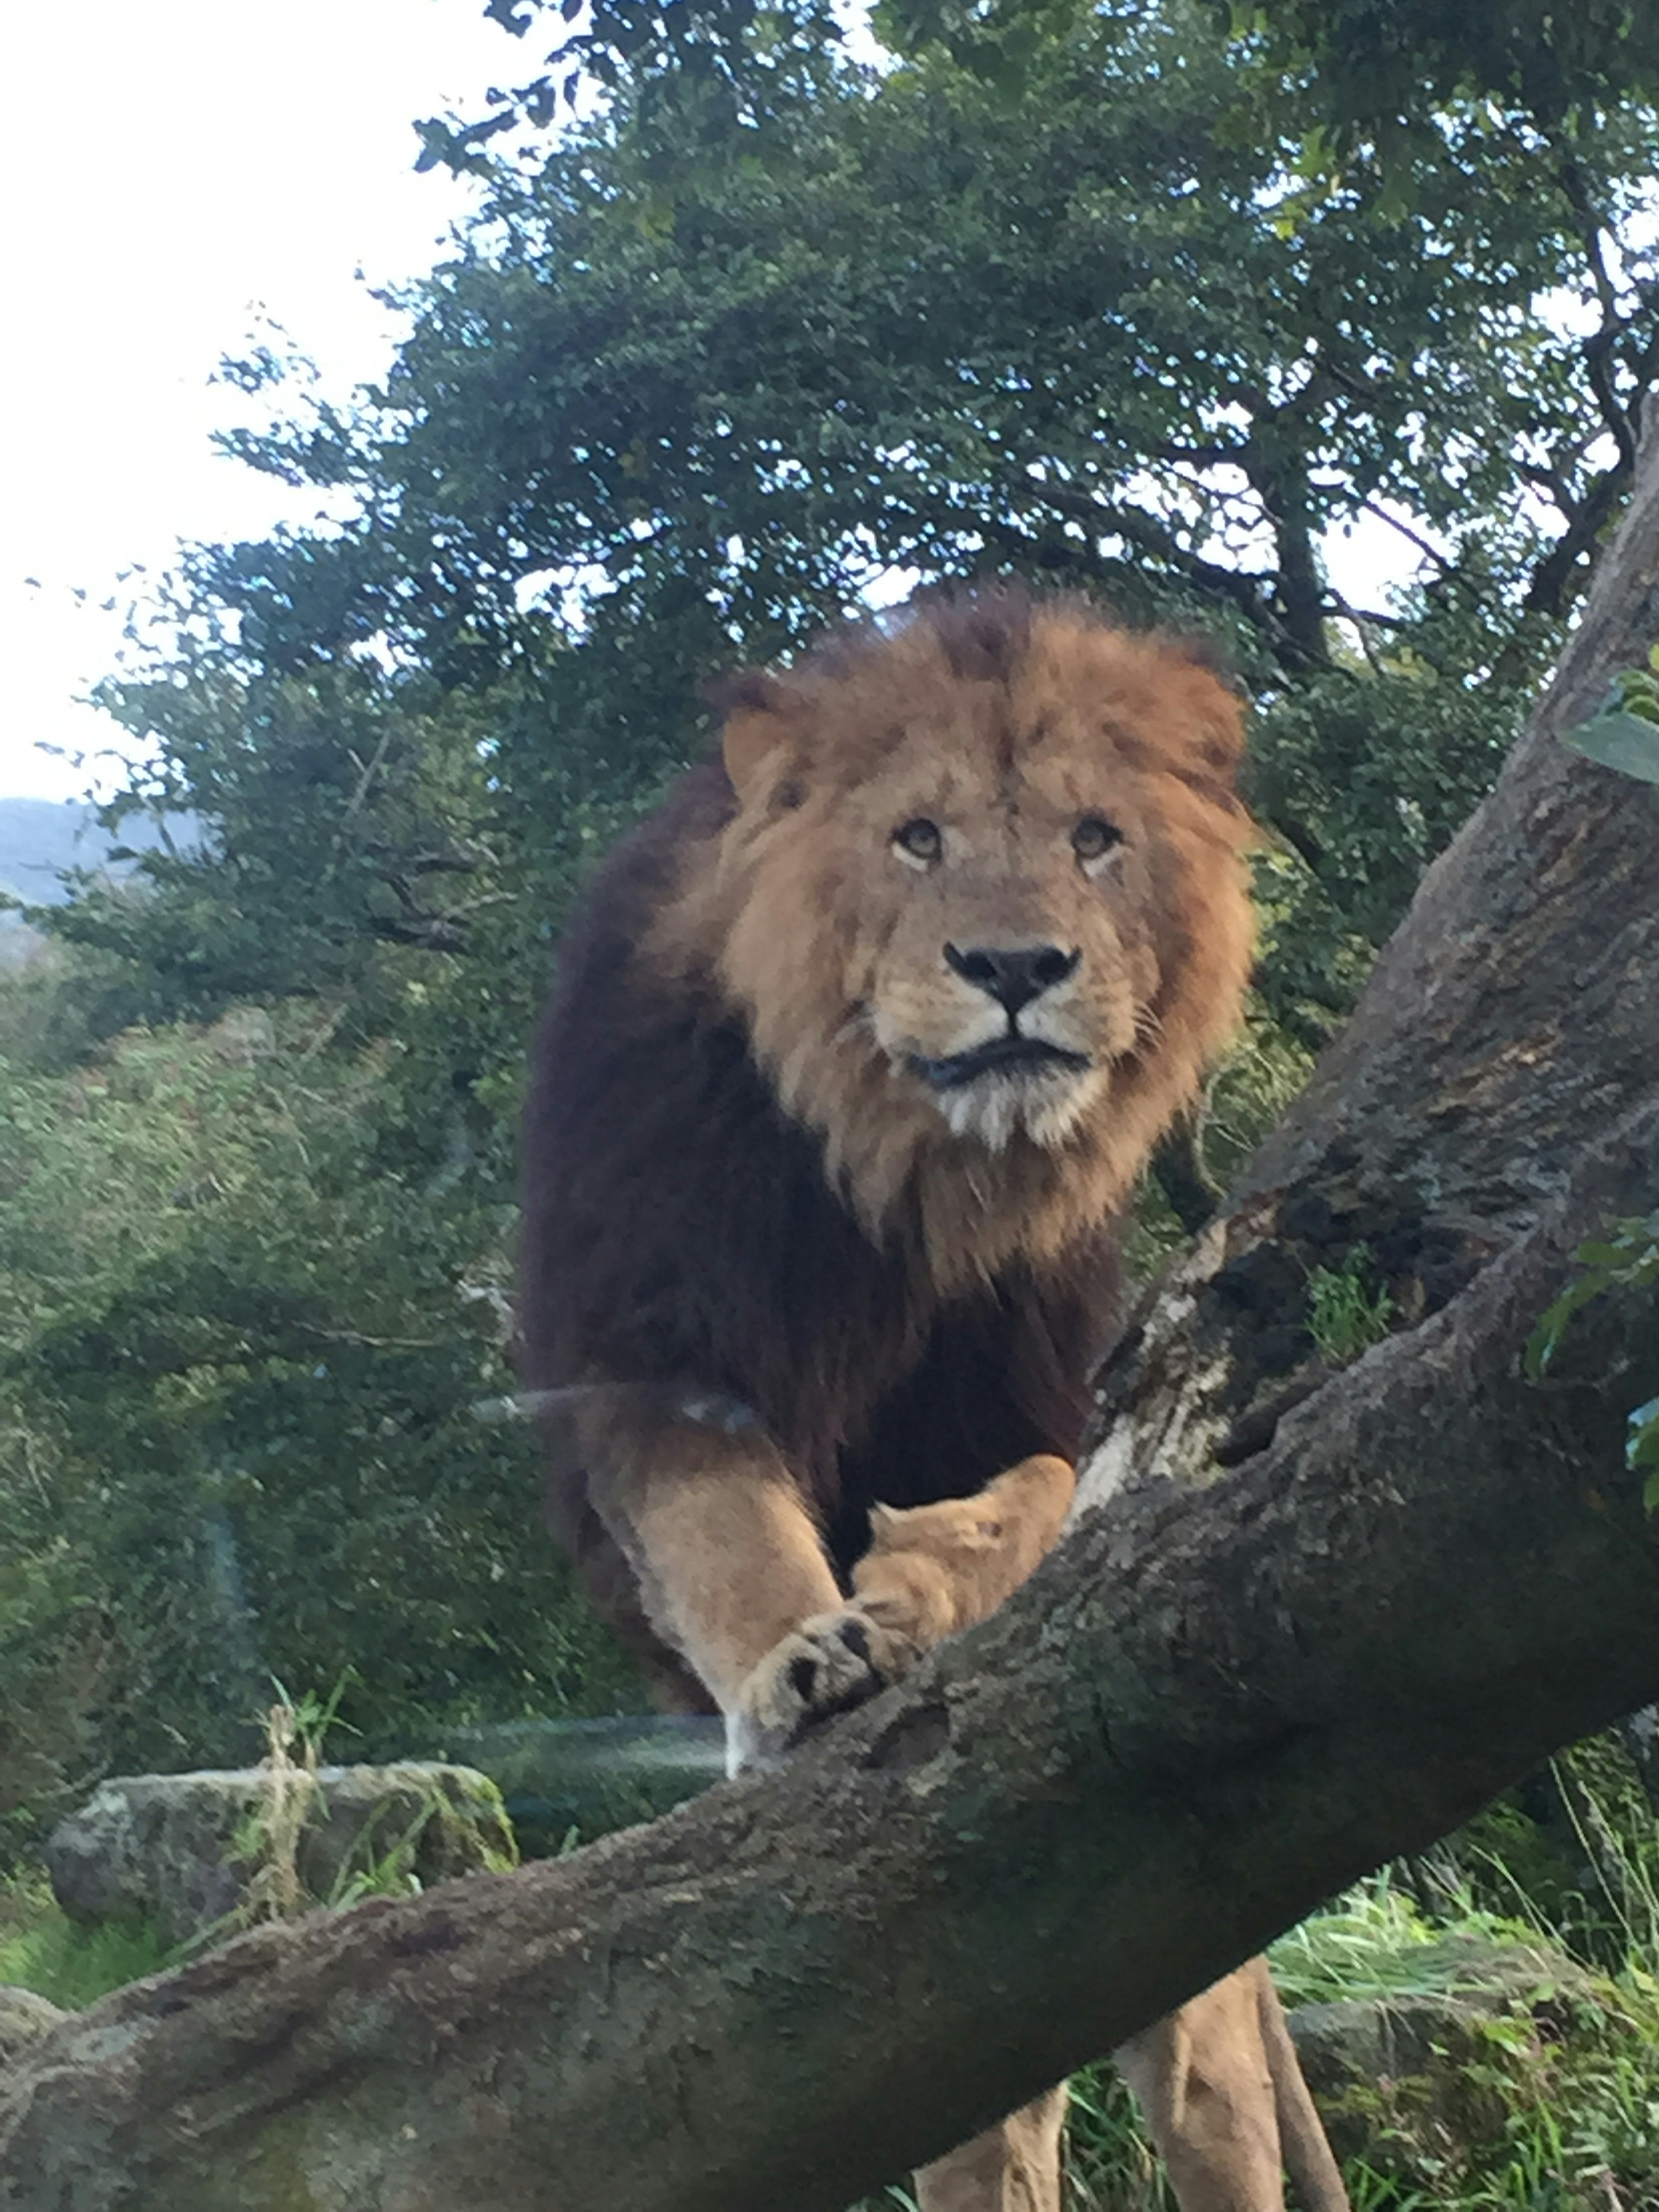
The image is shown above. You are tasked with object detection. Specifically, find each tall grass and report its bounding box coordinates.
[0,1869,170,2009]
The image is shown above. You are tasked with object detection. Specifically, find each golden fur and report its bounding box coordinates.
[651,603,1256,1292]
[853,1453,1078,1646]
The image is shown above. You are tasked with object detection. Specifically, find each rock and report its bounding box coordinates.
[1285,1936,1596,2168]
[1290,1991,1495,2094]
[0,1988,67,2067]
[46,1764,517,1951]
[1287,1932,1589,2088]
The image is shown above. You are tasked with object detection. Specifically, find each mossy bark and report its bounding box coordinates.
[2,429,1658,2212]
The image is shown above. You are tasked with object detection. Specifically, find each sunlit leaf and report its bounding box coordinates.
[1561,706,1659,785]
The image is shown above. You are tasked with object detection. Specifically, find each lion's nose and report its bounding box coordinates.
[943,942,1081,1017]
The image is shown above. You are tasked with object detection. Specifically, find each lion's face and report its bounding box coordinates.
[842,738,1165,1154]
[659,594,1255,1269]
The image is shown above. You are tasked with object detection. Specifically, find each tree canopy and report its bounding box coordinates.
[80,0,1659,1030]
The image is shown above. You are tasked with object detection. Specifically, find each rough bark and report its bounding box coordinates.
[3,433,1657,2212]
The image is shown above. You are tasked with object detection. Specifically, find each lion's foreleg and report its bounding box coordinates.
[581,1410,920,1771]
[585,1418,839,1703]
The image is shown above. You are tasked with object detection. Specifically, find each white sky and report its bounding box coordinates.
[0,0,518,804]
[0,0,1417,808]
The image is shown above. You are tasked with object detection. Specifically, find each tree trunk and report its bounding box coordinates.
[3,427,1658,2212]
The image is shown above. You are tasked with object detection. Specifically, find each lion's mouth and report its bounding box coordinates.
[909,1034,1093,1091]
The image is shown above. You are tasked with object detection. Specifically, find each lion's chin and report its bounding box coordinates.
[930,1062,1106,1154]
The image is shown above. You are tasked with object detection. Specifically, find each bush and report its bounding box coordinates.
[0,1005,644,1859]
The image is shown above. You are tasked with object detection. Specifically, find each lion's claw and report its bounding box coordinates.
[726,1606,918,1772]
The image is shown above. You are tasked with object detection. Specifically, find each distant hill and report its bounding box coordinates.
[0,798,194,970]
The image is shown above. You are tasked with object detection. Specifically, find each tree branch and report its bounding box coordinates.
[1011,478,1282,643]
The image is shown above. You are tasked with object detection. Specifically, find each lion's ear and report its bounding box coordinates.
[722,710,793,801]
[710,669,797,803]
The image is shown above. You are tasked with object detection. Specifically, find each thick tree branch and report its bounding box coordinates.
[1525,457,1637,614]
[1084,400,1659,1511]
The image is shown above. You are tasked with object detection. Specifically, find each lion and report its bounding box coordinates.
[518,586,1348,2212]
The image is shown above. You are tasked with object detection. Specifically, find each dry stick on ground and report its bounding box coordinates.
[4,435,1659,2212]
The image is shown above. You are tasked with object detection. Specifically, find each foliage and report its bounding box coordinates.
[1562,645,1659,788]
[223,1681,517,1936]
[235,1687,335,1927]
[68,0,1653,1057]
[1306,1248,1395,1367]
[1310,1974,1659,2212]
[0,998,642,1860]
[1205,0,1659,155]
[0,1869,170,2010]
[1526,1213,1659,1504]
[428,0,1659,196]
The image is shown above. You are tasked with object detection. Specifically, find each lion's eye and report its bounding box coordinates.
[1072,815,1123,871]
[893,817,943,867]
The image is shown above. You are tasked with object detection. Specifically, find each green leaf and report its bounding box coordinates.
[1560,707,1659,785]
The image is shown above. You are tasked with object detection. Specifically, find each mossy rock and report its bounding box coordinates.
[1288,1938,1659,2203]
[45,1765,518,1951]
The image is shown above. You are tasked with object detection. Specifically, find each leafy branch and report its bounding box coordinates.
[1561,645,1659,784]
[1526,1214,1659,1503]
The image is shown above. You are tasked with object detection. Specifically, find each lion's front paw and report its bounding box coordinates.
[726,1607,919,1773]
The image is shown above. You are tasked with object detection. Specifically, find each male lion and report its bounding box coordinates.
[520,588,1348,2212]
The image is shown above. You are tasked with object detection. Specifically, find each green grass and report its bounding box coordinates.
[1266,1875,1549,2006]
[1264,1869,1659,2212]
[1065,2063,1174,2212]
[1306,1249,1395,1366]
[0,1869,171,2009]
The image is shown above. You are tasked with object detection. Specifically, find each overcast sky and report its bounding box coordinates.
[0,0,518,804]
